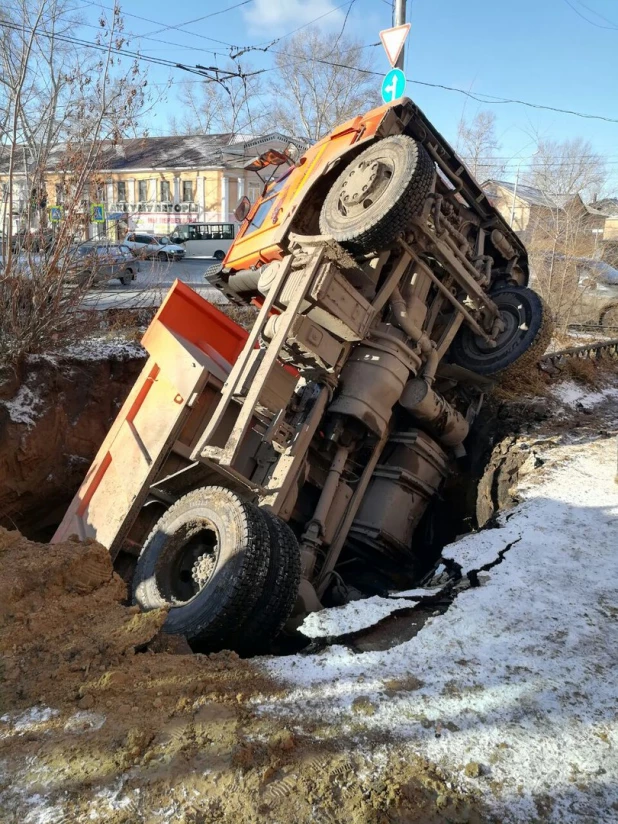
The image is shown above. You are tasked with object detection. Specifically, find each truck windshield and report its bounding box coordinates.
[242,171,292,238]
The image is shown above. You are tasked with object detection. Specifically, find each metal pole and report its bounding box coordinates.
[509,165,520,228]
[394,0,407,69]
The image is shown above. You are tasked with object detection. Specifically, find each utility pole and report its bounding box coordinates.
[394,0,407,69]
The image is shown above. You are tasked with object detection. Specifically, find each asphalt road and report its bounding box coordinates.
[82,257,227,309]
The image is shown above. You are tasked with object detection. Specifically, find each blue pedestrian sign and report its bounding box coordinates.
[381,68,406,104]
[49,206,63,222]
[91,203,105,223]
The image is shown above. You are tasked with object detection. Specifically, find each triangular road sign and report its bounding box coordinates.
[379,23,411,68]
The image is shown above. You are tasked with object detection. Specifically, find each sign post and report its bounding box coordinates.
[49,206,63,223]
[379,23,410,104]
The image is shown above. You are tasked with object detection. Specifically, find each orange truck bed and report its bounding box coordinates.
[52,280,248,555]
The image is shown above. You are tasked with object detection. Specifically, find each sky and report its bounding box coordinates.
[74,0,618,190]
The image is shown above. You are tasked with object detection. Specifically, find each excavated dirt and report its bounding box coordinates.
[0,343,146,539]
[0,528,492,823]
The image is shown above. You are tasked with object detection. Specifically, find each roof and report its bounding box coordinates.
[589,197,618,217]
[483,180,595,213]
[0,132,308,175]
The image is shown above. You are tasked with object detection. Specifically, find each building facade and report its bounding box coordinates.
[0,132,304,243]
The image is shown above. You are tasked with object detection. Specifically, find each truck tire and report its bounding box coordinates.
[234,511,301,650]
[132,486,270,646]
[450,287,552,376]
[319,135,434,253]
[600,302,618,329]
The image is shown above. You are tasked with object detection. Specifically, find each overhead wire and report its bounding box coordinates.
[0,17,262,81]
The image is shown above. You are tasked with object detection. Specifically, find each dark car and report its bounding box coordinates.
[66,242,140,286]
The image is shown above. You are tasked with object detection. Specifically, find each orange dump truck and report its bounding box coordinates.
[54,98,550,651]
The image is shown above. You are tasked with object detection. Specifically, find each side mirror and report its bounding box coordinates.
[234,195,252,223]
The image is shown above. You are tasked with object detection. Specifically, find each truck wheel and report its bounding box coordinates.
[319,135,434,253]
[119,270,133,285]
[449,287,552,376]
[233,511,301,651]
[132,486,270,646]
[600,303,618,329]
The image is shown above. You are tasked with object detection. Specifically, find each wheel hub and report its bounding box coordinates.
[473,305,523,353]
[338,157,393,217]
[192,553,216,589]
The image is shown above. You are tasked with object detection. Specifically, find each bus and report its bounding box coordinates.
[170,222,237,260]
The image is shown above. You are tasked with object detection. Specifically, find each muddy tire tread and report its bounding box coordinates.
[319,135,435,254]
[498,296,554,383]
[234,511,301,649]
[133,486,270,644]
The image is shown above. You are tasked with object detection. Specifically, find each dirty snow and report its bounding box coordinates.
[552,379,618,409]
[59,337,145,362]
[1,384,43,427]
[0,707,59,739]
[259,433,618,823]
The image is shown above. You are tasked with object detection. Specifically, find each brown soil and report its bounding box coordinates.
[0,528,494,823]
[0,346,146,539]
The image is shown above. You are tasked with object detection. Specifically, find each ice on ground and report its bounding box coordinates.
[441,521,522,573]
[1,384,43,427]
[552,379,618,409]
[300,595,409,638]
[259,434,618,823]
[387,586,445,599]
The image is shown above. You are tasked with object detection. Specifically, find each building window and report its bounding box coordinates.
[182,181,193,202]
[55,184,64,204]
[160,180,171,202]
[117,181,127,202]
[248,184,261,203]
[138,180,148,202]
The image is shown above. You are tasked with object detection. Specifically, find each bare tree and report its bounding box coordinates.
[456,109,505,183]
[168,66,268,137]
[271,28,380,142]
[524,136,607,199]
[0,1,148,365]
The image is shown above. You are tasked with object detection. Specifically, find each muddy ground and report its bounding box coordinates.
[0,348,617,823]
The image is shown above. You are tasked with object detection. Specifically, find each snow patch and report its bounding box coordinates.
[0,707,59,739]
[552,380,618,409]
[441,522,522,573]
[388,586,445,599]
[300,595,411,638]
[259,435,618,823]
[1,384,43,427]
[60,337,145,362]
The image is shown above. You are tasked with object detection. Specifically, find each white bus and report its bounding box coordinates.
[171,222,237,260]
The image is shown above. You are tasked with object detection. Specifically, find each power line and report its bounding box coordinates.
[268,50,618,125]
[562,0,618,29]
[138,0,254,40]
[0,18,261,82]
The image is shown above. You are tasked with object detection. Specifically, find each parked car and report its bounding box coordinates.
[64,242,140,286]
[10,228,54,253]
[123,233,185,261]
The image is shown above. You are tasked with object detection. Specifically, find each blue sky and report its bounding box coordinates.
[78,0,618,188]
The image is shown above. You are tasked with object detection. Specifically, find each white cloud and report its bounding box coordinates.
[243,0,345,35]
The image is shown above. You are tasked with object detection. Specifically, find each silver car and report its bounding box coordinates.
[67,242,140,286]
[123,232,185,261]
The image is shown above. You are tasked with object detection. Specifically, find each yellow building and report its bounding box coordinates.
[0,132,304,242]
